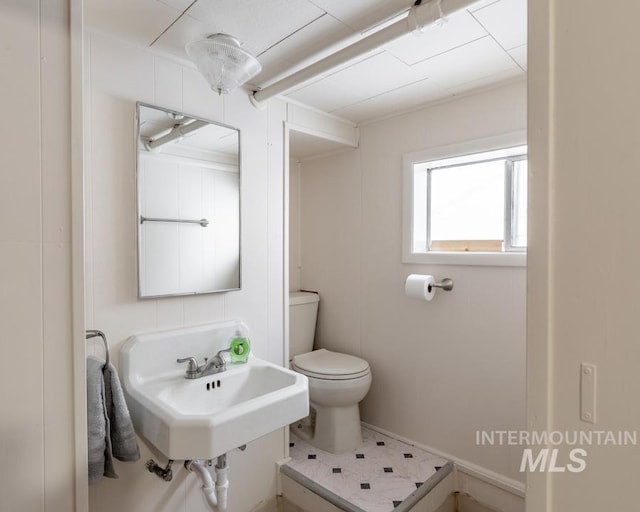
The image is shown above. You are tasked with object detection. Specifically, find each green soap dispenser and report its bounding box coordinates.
[229,335,250,364]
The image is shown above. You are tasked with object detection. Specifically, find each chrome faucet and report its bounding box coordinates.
[203,348,232,374]
[177,348,232,379]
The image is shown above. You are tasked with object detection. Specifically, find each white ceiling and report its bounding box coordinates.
[86,0,527,125]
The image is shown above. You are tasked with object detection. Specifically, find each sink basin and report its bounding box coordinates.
[120,321,308,460]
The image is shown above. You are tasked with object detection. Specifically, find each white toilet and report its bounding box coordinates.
[289,291,372,454]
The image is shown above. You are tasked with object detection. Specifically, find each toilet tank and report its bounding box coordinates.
[289,291,319,359]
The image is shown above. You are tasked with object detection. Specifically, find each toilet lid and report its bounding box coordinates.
[292,349,370,380]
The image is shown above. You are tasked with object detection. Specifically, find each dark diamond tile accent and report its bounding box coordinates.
[289,442,294,447]
[403,453,414,458]
[307,454,316,460]
[393,501,402,507]
[435,465,442,471]
[355,453,365,459]
[415,482,423,488]
[384,467,393,473]
[332,467,342,474]
[376,441,385,446]
[360,483,371,490]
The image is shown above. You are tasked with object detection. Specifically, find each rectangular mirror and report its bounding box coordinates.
[136,103,240,298]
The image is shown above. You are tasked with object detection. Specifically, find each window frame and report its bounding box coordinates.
[504,154,528,252]
[402,131,527,267]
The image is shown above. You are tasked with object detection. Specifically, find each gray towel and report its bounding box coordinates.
[103,361,140,462]
[87,356,117,484]
[87,356,139,485]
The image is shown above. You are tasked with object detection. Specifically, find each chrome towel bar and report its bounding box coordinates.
[86,329,110,367]
[140,215,209,227]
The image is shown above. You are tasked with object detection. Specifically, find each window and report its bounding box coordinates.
[403,137,527,266]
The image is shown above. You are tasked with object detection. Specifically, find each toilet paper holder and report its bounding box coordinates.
[429,278,454,292]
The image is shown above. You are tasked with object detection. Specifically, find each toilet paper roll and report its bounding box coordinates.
[405,274,436,301]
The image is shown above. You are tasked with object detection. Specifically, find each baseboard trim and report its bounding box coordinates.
[360,423,525,499]
[250,495,279,512]
[456,463,524,498]
[277,457,292,495]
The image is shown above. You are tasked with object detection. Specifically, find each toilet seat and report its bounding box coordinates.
[292,348,370,380]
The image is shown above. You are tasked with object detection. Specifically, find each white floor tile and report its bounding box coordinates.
[285,426,449,512]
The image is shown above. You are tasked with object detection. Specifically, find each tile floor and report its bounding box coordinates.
[283,426,451,512]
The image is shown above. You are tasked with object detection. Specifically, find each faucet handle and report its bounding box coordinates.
[213,348,232,369]
[177,356,199,375]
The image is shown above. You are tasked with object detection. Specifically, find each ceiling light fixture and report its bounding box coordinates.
[251,0,475,106]
[143,118,208,152]
[186,34,262,95]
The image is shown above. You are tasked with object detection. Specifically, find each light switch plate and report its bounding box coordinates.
[580,363,596,424]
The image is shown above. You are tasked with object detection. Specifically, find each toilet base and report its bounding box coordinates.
[300,401,363,454]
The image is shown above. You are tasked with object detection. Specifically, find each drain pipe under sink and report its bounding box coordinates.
[185,455,229,512]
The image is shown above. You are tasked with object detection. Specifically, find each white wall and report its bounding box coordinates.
[289,158,302,291]
[0,1,82,510]
[84,32,286,512]
[296,81,527,485]
[528,1,640,510]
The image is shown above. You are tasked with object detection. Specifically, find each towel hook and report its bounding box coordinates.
[86,329,110,368]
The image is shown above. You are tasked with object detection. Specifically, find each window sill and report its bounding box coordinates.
[403,251,526,267]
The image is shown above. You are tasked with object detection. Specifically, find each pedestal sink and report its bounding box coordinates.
[120,320,308,460]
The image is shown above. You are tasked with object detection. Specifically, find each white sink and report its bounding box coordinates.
[120,321,308,460]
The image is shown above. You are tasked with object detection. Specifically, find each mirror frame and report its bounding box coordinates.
[135,101,242,299]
